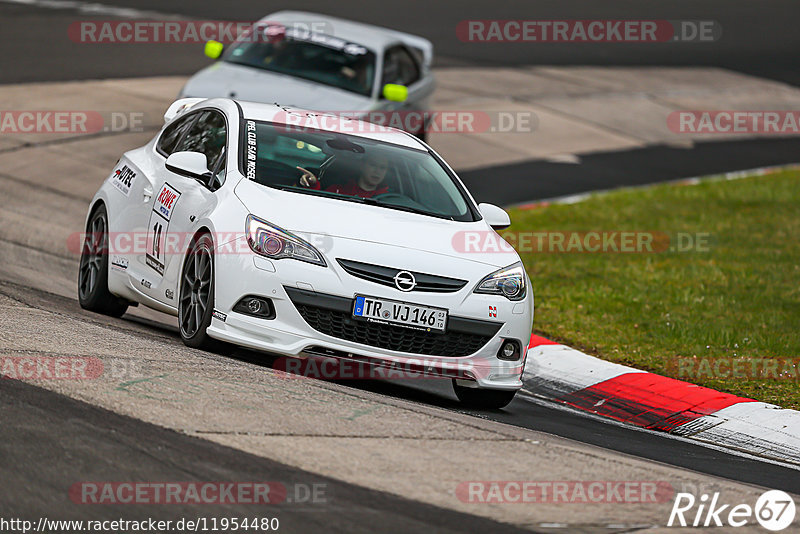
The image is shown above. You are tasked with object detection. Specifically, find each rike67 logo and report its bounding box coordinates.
[668,490,796,531]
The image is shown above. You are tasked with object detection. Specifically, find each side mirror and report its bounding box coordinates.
[205,40,224,59]
[166,151,211,181]
[478,203,511,230]
[382,83,408,102]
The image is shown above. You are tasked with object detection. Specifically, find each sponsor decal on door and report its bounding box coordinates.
[145,183,181,276]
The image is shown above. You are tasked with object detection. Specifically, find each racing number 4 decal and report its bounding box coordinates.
[145,183,181,276]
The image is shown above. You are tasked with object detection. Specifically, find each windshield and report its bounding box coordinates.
[223,26,376,97]
[241,120,479,222]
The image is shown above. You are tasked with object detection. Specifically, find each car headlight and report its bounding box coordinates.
[246,215,326,267]
[474,262,527,301]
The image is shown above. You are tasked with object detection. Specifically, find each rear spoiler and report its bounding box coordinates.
[386,31,433,70]
[163,98,207,123]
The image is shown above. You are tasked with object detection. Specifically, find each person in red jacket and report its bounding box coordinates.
[297,154,390,198]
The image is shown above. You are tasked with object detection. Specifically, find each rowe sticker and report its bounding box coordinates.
[145,183,181,276]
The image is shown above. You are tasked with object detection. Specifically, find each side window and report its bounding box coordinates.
[175,110,227,173]
[156,113,196,156]
[382,46,420,87]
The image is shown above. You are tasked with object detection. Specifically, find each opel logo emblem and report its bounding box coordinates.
[394,271,416,292]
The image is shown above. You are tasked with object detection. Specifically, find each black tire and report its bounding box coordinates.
[78,205,128,318]
[452,380,517,409]
[178,233,220,350]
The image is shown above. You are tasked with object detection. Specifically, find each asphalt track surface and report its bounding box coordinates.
[461,136,800,206]
[3,0,800,529]
[2,0,800,85]
[3,280,799,503]
[3,0,800,201]
[0,377,531,533]
[328,378,800,495]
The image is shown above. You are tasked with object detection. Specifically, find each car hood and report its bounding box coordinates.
[233,178,516,269]
[181,62,373,111]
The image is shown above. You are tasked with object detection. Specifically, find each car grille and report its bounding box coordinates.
[336,259,468,293]
[284,287,501,357]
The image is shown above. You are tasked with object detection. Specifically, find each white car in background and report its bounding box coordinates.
[179,11,436,141]
[78,98,532,409]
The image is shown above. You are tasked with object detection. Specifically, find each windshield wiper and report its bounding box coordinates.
[359,197,441,218]
[271,184,369,204]
[272,185,446,218]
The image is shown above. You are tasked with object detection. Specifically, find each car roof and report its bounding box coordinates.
[262,10,405,51]
[235,100,427,150]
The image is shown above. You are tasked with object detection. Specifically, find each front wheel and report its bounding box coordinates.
[77,205,128,317]
[452,380,517,409]
[178,234,220,350]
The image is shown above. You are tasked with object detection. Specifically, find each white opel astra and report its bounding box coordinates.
[79,98,533,408]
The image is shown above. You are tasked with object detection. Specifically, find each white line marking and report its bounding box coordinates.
[507,163,800,209]
[0,0,185,19]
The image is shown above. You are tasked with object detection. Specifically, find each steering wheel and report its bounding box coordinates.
[254,159,304,185]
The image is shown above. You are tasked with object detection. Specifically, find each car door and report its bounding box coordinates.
[378,45,434,118]
[112,111,198,301]
[138,109,228,306]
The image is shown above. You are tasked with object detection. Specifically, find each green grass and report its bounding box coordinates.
[508,169,800,408]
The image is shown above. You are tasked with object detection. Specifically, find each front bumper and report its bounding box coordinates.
[207,241,533,390]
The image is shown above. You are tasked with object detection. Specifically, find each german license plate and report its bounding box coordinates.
[352,295,447,333]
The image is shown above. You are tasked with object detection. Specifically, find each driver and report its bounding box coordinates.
[297,154,390,198]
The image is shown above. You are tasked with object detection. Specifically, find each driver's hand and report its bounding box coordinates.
[297,166,318,188]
